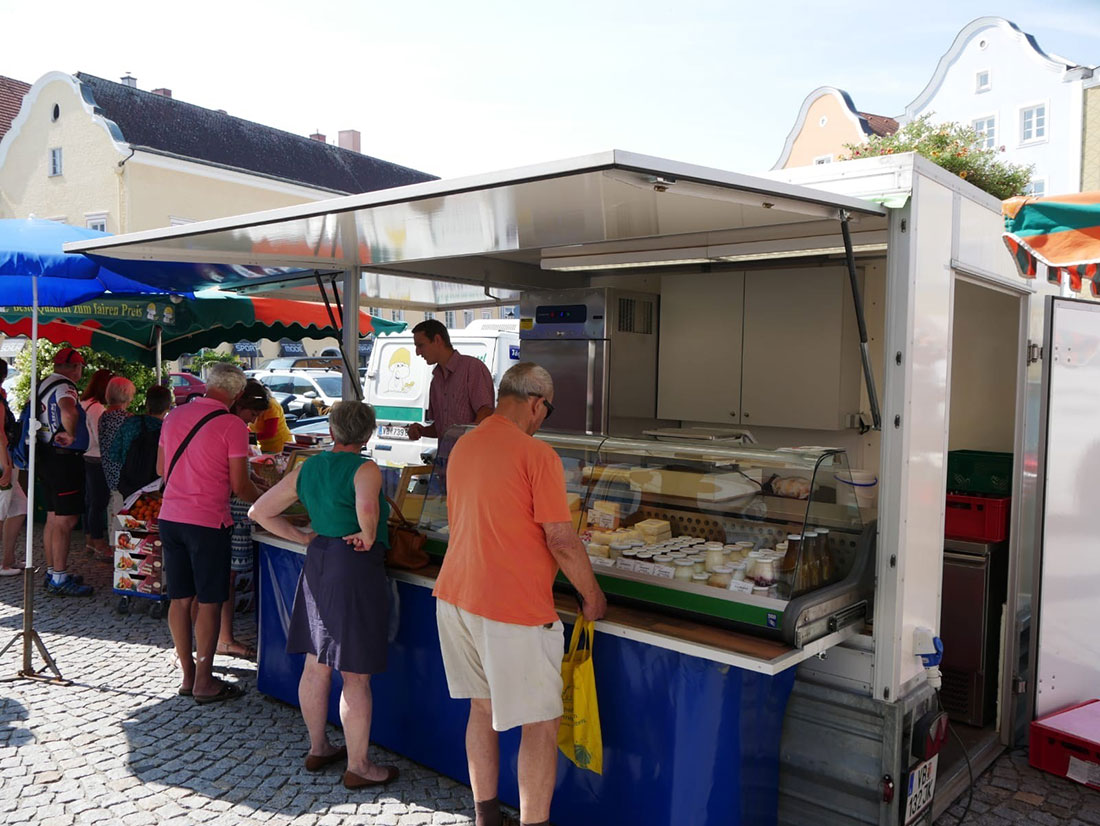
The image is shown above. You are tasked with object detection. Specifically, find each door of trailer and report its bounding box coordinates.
[1032,296,1100,718]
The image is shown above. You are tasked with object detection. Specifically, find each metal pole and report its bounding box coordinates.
[155,326,163,383]
[840,214,883,432]
[0,273,68,685]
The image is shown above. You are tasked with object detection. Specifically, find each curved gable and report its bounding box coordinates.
[773,86,872,169]
[0,71,129,172]
[903,17,1076,121]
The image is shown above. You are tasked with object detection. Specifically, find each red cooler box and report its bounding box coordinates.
[1030,699,1100,789]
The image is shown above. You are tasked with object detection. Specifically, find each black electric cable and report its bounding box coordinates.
[936,691,975,824]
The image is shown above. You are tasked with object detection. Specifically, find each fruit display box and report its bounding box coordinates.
[112,568,165,596]
[1030,699,1100,790]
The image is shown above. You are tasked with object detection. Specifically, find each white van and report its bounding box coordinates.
[364,319,520,468]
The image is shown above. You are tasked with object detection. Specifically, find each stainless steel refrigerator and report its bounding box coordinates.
[519,288,658,434]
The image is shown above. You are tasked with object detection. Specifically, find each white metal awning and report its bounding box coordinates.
[65,150,888,309]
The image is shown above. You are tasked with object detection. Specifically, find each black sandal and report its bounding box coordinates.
[193,681,244,705]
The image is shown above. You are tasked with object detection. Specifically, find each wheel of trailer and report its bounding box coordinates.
[117,595,131,615]
[149,601,165,620]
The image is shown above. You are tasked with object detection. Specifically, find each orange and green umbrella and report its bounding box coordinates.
[1003,191,1100,295]
[0,289,405,365]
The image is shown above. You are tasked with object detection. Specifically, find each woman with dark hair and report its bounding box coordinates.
[80,368,113,555]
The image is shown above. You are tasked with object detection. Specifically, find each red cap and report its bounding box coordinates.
[53,347,86,366]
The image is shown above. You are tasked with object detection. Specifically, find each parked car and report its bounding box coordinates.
[168,372,206,405]
[257,356,343,370]
[248,369,342,418]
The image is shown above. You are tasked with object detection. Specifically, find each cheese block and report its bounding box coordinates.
[592,500,622,517]
[588,508,620,530]
[589,531,615,546]
[566,493,582,512]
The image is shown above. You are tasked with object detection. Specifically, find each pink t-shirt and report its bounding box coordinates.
[158,397,248,529]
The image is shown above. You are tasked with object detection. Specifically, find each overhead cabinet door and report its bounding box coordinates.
[657,272,744,423]
[740,266,860,430]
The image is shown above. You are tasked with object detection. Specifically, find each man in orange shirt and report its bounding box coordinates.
[433,362,606,826]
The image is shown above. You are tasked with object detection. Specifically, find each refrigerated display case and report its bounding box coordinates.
[419,429,875,647]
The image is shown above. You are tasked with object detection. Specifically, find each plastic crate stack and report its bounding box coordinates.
[944,450,1012,542]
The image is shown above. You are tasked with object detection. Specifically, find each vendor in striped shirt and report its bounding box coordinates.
[406,319,495,450]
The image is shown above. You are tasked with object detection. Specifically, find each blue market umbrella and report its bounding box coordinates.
[0,219,178,684]
[0,219,173,305]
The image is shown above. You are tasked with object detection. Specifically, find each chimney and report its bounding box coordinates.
[338,129,361,153]
[309,131,326,143]
[151,88,172,98]
[120,73,138,88]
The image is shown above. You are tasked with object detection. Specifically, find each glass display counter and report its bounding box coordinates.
[418,429,875,647]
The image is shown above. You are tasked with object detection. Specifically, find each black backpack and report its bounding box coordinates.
[117,417,161,498]
[1,395,17,450]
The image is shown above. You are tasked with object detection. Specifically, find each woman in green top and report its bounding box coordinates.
[249,401,397,790]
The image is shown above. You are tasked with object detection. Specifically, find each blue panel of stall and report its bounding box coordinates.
[258,541,796,826]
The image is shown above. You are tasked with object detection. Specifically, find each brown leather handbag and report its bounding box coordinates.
[383,494,430,570]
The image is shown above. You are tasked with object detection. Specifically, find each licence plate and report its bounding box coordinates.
[904,754,938,825]
[378,425,408,439]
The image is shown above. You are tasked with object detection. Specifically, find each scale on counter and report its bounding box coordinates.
[643,427,757,444]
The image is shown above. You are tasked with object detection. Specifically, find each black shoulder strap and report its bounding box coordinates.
[164,409,231,487]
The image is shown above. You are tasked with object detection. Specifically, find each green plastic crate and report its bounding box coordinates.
[947,450,1013,496]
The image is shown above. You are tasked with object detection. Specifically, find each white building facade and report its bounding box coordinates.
[902,17,1096,197]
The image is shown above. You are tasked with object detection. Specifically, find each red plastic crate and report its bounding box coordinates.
[944,493,1010,542]
[1030,699,1100,790]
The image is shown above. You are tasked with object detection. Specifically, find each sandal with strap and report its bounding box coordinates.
[193,680,245,705]
[216,641,256,660]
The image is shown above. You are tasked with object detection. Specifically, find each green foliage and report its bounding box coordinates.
[12,340,168,414]
[842,114,1033,200]
[188,349,243,375]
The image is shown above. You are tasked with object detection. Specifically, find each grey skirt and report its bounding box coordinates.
[286,535,390,675]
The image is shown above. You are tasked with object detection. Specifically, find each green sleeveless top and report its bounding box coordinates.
[296,451,389,545]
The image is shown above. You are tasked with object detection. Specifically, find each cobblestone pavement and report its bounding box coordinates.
[0,528,485,826]
[2,527,1098,826]
[935,748,1100,826]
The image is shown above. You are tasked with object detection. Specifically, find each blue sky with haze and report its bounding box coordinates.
[3,1,1098,178]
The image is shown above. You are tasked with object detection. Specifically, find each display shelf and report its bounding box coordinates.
[418,428,875,647]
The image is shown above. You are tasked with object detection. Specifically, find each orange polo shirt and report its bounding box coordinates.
[432,414,572,626]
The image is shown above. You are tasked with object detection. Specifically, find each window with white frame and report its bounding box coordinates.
[423,311,435,320]
[48,147,63,176]
[462,310,473,327]
[973,116,996,150]
[975,70,991,92]
[444,310,456,328]
[1021,105,1046,143]
[368,307,382,317]
[481,309,492,320]
[85,212,108,232]
[390,309,405,322]
[1025,178,1047,198]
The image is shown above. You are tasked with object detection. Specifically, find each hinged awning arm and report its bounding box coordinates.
[840,212,882,432]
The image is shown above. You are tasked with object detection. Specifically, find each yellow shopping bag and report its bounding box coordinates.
[558,619,603,774]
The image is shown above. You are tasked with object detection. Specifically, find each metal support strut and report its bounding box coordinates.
[840,213,882,431]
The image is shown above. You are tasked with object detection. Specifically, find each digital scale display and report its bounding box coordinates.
[535,304,587,324]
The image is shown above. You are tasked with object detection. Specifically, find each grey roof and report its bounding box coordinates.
[75,72,437,194]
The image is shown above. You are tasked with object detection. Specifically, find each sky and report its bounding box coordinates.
[3,1,1099,180]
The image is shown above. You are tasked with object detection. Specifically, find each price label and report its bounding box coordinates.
[727,580,755,594]
[652,564,676,580]
[587,510,618,530]
[615,558,637,572]
[634,561,655,576]
[590,556,616,568]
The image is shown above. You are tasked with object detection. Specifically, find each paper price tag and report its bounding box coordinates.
[634,561,655,576]
[587,509,618,530]
[615,558,637,572]
[590,556,617,568]
[727,580,755,594]
[652,565,676,580]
